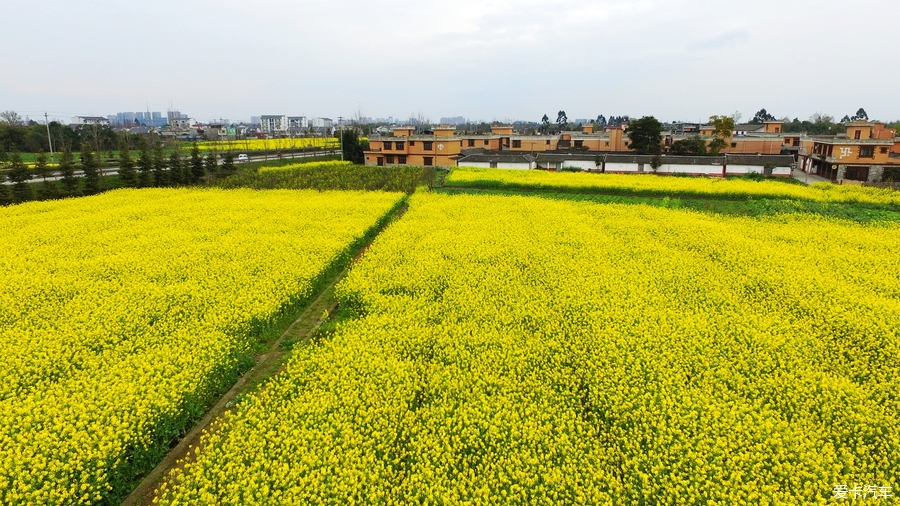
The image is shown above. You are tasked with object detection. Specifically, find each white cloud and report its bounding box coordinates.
[1,0,898,122]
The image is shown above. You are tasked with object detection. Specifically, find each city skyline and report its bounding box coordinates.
[2,0,899,124]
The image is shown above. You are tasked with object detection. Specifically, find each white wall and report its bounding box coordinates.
[725,164,792,177]
[604,162,640,173]
[457,161,531,170]
[559,160,597,170]
[772,166,791,176]
[657,164,723,176]
[497,162,532,170]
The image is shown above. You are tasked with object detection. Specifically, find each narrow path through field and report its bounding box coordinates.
[122,204,407,506]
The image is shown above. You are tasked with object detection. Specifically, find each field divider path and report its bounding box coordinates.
[123,202,409,506]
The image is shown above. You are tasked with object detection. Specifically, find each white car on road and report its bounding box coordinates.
[237,153,249,162]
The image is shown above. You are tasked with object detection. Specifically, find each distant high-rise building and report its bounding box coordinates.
[288,116,308,131]
[116,112,137,126]
[440,116,467,126]
[167,110,188,122]
[260,115,288,134]
[311,117,333,129]
[250,116,261,125]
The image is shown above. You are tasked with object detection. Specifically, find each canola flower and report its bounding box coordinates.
[445,167,900,206]
[256,161,354,174]
[191,137,341,152]
[0,188,404,504]
[156,193,900,505]
[217,161,426,194]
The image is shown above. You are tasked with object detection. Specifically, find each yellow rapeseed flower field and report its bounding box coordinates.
[156,192,900,504]
[445,167,900,205]
[193,137,340,152]
[0,188,404,504]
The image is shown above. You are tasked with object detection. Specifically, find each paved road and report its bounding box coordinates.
[3,150,340,184]
[790,168,831,185]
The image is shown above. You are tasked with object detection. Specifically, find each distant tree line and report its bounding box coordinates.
[0,111,135,161]
[0,139,228,207]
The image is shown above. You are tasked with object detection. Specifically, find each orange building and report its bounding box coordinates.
[365,120,900,182]
[800,122,899,182]
[365,126,462,167]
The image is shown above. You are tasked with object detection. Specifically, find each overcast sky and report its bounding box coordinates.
[2,0,897,124]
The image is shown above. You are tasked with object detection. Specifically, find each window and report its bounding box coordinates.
[409,141,415,146]
[774,127,780,133]
[398,155,407,164]
[423,142,433,150]
[880,147,889,154]
[490,162,498,168]
[468,139,475,147]
[854,130,861,140]
[731,142,737,148]
[395,141,405,150]
[386,155,395,164]
[547,140,551,145]
[512,140,522,148]
[859,146,874,158]
[423,157,433,166]
[484,140,489,146]
[574,140,583,148]
[383,141,392,150]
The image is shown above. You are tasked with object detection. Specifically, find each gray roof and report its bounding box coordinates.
[734,124,766,131]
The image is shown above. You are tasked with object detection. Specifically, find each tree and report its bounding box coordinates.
[152,140,168,187]
[221,151,235,175]
[33,152,58,200]
[669,137,708,156]
[136,139,153,188]
[851,108,868,121]
[33,151,52,181]
[59,148,79,196]
[750,108,776,124]
[0,110,24,127]
[841,115,851,123]
[0,170,10,206]
[341,129,366,164]
[81,143,101,195]
[190,142,204,183]
[118,140,136,187]
[556,110,568,130]
[707,115,735,155]
[625,116,663,155]
[8,152,33,203]
[168,150,184,185]
[204,151,218,178]
[596,115,607,127]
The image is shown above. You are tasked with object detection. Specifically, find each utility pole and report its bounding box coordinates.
[45,112,55,164]
[338,116,344,161]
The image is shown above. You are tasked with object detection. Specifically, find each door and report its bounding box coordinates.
[377,157,384,166]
